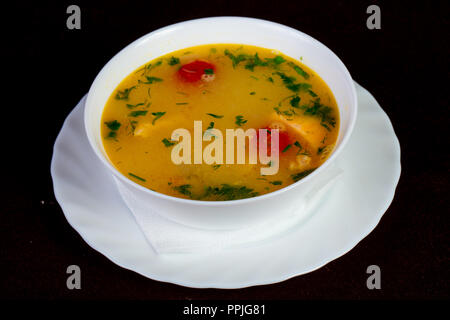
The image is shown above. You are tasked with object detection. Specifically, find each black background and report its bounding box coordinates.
[1,0,448,302]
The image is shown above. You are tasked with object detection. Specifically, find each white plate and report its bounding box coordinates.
[51,82,401,289]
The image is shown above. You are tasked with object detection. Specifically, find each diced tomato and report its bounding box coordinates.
[177,60,215,82]
[257,127,291,155]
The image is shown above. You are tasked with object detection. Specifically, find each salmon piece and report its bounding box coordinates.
[267,113,320,153]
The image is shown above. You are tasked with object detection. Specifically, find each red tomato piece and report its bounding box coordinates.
[177,60,215,82]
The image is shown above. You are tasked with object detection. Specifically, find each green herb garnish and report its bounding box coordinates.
[282,144,292,153]
[206,113,224,119]
[270,181,283,185]
[104,120,121,131]
[203,184,259,200]
[303,100,336,130]
[129,110,148,117]
[106,131,117,140]
[290,96,300,108]
[288,62,309,79]
[224,49,250,68]
[244,53,268,71]
[265,55,285,66]
[142,76,163,84]
[115,86,136,100]
[235,115,247,126]
[162,138,175,147]
[176,102,189,105]
[151,111,166,125]
[128,173,146,182]
[250,91,256,95]
[126,102,145,109]
[275,72,296,85]
[212,164,221,170]
[168,56,180,66]
[291,169,315,182]
[274,72,312,93]
[308,90,317,97]
[173,184,192,197]
[206,122,215,130]
[204,68,214,75]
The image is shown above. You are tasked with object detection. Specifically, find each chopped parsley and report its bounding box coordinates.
[303,100,336,130]
[206,122,215,130]
[128,110,148,117]
[150,60,162,69]
[224,49,250,68]
[224,49,285,71]
[115,86,135,100]
[265,55,285,67]
[176,102,188,105]
[250,91,256,95]
[106,131,117,140]
[274,72,312,93]
[288,62,309,79]
[235,115,247,126]
[151,112,166,124]
[290,96,301,108]
[270,181,283,185]
[128,172,146,182]
[141,76,163,84]
[244,53,268,71]
[212,164,221,170]
[291,169,315,182]
[275,72,296,86]
[282,144,292,153]
[173,184,192,197]
[203,184,259,200]
[308,90,318,97]
[104,120,121,131]
[274,106,282,114]
[204,68,214,75]
[168,56,180,66]
[135,60,163,76]
[126,102,145,109]
[206,113,224,119]
[162,138,175,147]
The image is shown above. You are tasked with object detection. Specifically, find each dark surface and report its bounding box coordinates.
[1,0,448,300]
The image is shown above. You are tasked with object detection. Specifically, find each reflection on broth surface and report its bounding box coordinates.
[102,44,339,200]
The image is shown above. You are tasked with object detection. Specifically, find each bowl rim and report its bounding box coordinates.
[84,16,358,206]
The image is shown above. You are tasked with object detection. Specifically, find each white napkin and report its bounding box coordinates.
[114,164,343,254]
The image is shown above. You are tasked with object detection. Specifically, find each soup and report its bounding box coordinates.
[101,44,339,200]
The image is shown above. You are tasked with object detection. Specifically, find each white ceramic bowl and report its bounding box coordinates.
[84,17,357,230]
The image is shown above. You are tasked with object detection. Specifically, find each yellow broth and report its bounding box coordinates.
[101,44,339,200]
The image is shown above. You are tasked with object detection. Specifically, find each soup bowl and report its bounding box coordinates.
[84,17,357,230]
